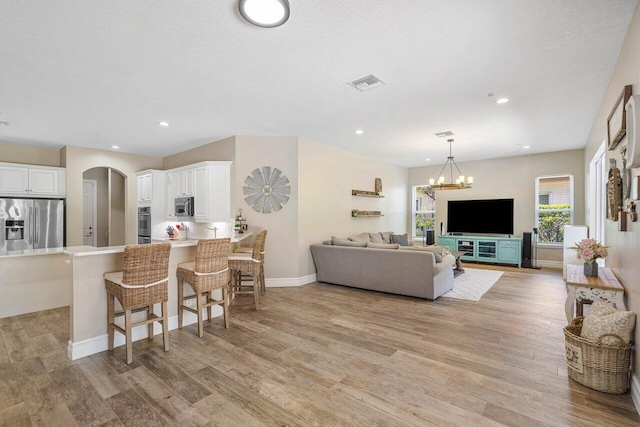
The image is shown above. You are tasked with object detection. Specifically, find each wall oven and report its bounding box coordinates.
[138,206,151,244]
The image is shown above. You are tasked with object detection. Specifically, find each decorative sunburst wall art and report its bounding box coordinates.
[243,166,291,214]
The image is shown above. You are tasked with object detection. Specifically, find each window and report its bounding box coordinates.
[535,174,574,244]
[412,185,436,238]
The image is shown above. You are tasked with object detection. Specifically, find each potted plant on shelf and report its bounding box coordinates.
[570,238,608,277]
[352,209,359,217]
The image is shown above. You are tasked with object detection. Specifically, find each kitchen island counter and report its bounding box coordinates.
[65,233,252,361]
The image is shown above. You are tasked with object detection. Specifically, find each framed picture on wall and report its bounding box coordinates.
[607,85,632,150]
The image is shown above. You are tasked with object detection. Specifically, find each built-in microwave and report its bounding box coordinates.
[175,197,194,218]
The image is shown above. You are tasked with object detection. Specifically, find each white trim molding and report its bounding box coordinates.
[536,260,563,269]
[67,307,222,360]
[265,274,317,288]
[631,372,640,416]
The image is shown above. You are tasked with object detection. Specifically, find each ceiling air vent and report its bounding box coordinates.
[435,131,454,138]
[348,74,386,92]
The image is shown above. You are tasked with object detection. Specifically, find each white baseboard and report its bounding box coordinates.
[631,372,640,416]
[265,273,316,288]
[67,306,223,360]
[535,260,563,269]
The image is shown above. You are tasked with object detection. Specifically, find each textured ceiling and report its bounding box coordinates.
[0,0,637,167]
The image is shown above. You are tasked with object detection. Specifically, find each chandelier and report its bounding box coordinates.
[429,139,473,190]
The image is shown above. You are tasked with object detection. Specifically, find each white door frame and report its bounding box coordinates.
[83,179,98,247]
[589,140,607,266]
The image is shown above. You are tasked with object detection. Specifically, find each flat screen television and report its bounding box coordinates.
[447,198,514,235]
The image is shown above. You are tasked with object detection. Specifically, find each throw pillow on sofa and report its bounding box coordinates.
[381,231,394,244]
[332,236,367,247]
[392,233,410,246]
[367,242,400,250]
[369,232,384,244]
[348,232,371,243]
[580,300,635,345]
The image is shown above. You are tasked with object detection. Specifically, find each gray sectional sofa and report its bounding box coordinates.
[310,243,455,300]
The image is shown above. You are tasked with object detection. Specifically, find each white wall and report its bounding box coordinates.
[298,138,408,277]
[408,149,585,263]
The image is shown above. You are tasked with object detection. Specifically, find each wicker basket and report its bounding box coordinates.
[563,317,632,394]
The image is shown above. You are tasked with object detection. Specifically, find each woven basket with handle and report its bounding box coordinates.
[563,317,632,394]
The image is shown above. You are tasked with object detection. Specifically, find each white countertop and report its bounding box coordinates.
[63,233,252,257]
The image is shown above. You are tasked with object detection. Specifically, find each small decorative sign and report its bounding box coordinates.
[565,342,583,373]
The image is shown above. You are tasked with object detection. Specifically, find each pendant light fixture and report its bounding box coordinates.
[429,139,473,190]
[238,0,290,28]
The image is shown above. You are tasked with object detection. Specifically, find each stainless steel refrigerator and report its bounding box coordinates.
[0,198,64,253]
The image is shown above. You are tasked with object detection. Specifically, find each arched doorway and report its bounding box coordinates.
[82,167,126,247]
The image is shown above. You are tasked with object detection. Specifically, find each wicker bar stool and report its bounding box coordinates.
[104,242,172,365]
[176,238,231,338]
[229,230,267,309]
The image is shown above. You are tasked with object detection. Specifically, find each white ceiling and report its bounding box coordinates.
[0,1,637,167]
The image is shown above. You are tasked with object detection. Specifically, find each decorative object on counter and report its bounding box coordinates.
[176,222,189,239]
[243,166,290,214]
[235,208,247,234]
[606,85,632,151]
[570,238,608,278]
[606,159,622,223]
[166,225,179,240]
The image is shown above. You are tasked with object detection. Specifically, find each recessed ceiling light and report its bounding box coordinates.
[355,130,364,135]
[111,145,120,149]
[523,145,531,149]
[159,121,169,127]
[496,98,509,104]
[425,158,431,161]
[238,0,290,28]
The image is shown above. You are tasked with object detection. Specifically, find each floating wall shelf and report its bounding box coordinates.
[352,210,384,217]
[352,190,384,197]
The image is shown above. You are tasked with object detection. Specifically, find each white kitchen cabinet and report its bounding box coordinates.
[165,161,231,223]
[136,173,152,203]
[135,170,165,206]
[0,162,65,197]
[193,162,231,222]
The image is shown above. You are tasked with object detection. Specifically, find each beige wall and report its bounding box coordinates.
[408,149,586,264]
[63,146,162,246]
[110,170,125,245]
[583,2,640,375]
[298,138,409,276]
[0,141,62,167]
[83,168,109,247]
[234,136,300,280]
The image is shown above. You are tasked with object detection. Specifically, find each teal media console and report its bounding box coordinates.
[438,235,522,268]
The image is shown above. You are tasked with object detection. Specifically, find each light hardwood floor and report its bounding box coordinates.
[1,264,639,426]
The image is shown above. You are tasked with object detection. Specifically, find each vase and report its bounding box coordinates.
[583,262,598,277]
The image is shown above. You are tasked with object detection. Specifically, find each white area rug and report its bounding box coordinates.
[442,268,504,301]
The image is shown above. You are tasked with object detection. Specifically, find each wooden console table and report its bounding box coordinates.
[564,264,626,322]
